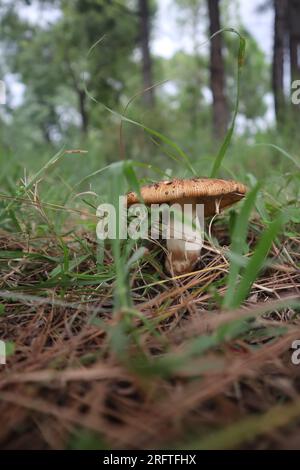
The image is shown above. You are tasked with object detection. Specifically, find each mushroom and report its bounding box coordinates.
[127,177,247,275]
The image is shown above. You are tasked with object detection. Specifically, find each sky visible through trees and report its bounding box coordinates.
[7,0,274,114]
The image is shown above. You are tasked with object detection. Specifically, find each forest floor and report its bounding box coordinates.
[0,221,300,450]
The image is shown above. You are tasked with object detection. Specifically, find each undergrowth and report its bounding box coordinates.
[0,29,300,450]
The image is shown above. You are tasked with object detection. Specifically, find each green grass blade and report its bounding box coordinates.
[210,29,246,177]
[83,42,196,176]
[223,183,261,309]
[253,143,300,170]
[228,213,284,308]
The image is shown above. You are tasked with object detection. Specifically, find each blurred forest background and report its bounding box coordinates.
[1,2,300,451]
[1,0,300,181]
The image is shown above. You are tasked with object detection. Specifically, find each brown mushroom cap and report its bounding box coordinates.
[127,177,247,217]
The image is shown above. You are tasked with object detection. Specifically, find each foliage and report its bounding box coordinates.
[0,0,300,451]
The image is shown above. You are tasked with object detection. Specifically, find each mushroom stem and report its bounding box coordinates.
[165,200,203,275]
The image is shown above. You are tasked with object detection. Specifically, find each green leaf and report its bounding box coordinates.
[5,341,15,357]
[223,183,260,309]
[48,254,89,279]
[228,213,284,308]
[123,160,143,201]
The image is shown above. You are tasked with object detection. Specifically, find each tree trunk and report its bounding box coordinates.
[138,0,155,107]
[207,0,229,141]
[79,89,89,136]
[272,0,288,125]
[41,124,52,145]
[288,0,300,82]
